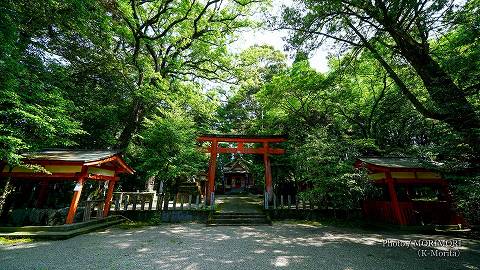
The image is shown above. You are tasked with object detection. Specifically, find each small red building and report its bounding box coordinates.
[356,157,465,226]
[0,150,134,224]
[222,159,253,193]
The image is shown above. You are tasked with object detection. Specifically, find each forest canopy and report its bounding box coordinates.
[0,0,479,222]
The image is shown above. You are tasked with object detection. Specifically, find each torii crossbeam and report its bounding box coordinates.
[198,134,287,204]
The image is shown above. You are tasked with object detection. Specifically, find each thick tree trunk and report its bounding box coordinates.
[0,173,15,221]
[116,99,145,150]
[349,2,480,153]
[388,32,480,149]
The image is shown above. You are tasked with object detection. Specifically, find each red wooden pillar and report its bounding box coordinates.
[207,139,218,204]
[66,166,88,224]
[386,170,405,225]
[103,179,116,217]
[263,142,273,200]
[36,180,49,208]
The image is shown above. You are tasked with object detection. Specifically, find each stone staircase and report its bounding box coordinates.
[207,212,271,226]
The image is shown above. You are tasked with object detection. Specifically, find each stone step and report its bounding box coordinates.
[0,215,124,233]
[0,216,125,240]
[207,223,270,227]
[209,218,268,224]
[213,212,264,215]
[214,212,263,214]
[213,214,265,219]
[207,212,271,226]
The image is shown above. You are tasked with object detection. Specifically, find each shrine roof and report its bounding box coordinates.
[16,149,135,175]
[1,149,134,182]
[223,159,251,173]
[357,157,440,169]
[22,150,119,162]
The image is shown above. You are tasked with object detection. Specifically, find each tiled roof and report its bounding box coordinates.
[358,157,439,169]
[22,150,119,162]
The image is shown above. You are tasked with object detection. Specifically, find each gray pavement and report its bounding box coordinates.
[1,222,479,270]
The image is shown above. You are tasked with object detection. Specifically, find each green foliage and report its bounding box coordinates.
[131,104,207,190]
[221,55,382,208]
[284,127,376,209]
[280,0,480,154]
[110,0,267,149]
[0,0,91,165]
[257,60,329,133]
[218,45,287,133]
[298,171,371,210]
[0,0,264,191]
[222,26,478,213]
[448,175,480,224]
[0,0,478,222]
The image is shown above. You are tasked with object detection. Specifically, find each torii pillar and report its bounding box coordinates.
[206,139,218,204]
[263,142,273,199]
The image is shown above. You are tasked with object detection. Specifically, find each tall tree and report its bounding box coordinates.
[0,0,101,212]
[218,45,287,133]
[280,0,480,154]
[106,0,264,149]
[0,0,101,165]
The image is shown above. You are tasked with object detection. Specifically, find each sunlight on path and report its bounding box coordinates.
[1,223,479,270]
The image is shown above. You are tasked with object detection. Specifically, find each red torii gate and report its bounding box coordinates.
[197,134,287,203]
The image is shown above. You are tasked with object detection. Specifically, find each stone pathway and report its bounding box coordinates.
[1,222,479,270]
[216,195,263,213]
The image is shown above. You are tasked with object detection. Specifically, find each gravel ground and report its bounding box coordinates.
[1,222,479,270]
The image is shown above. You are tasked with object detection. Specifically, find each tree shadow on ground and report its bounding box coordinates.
[0,222,479,270]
